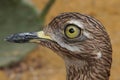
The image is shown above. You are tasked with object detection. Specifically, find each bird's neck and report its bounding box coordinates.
[65,58,111,80]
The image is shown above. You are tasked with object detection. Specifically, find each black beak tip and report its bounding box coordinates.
[5,35,11,41]
[4,32,39,43]
[5,34,16,42]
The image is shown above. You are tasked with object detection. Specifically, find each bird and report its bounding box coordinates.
[6,12,112,80]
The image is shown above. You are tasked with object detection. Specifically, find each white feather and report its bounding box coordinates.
[67,19,84,29]
[83,31,93,39]
[97,51,102,58]
[51,34,81,52]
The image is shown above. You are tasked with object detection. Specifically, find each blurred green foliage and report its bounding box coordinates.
[0,0,55,67]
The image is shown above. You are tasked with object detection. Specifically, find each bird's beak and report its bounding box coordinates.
[5,31,52,43]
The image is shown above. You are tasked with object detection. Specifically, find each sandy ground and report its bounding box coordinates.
[0,0,120,80]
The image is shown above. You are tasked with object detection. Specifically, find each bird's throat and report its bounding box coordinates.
[65,59,110,80]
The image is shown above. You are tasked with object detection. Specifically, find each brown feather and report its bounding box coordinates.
[41,12,112,80]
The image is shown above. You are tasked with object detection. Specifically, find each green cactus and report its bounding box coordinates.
[0,0,55,67]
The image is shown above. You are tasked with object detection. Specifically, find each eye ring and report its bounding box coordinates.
[64,24,82,39]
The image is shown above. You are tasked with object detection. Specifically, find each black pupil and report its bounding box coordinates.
[69,28,75,33]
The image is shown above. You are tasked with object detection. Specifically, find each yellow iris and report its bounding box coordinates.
[65,24,81,39]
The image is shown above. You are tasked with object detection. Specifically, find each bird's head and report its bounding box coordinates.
[6,12,112,62]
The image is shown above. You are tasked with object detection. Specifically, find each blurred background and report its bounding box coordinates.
[0,0,120,80]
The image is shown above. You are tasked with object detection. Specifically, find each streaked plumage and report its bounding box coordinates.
[6,12,112,80]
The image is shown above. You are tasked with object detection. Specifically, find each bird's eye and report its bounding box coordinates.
[64,24,81,39]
